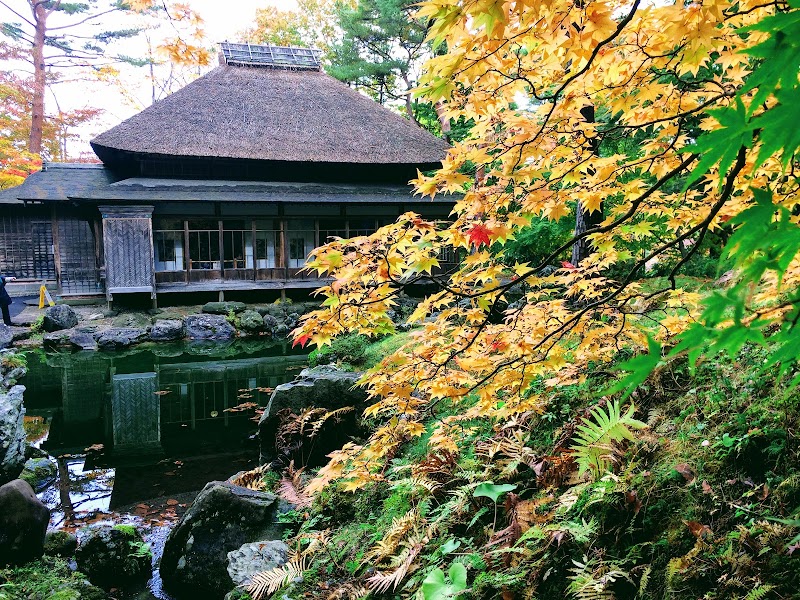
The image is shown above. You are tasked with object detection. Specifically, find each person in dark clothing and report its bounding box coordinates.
[1,275,17,326]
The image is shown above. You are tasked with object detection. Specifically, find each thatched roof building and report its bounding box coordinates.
[91,47,448,182]
[0,43,453,301]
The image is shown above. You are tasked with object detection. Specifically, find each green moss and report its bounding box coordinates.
[0,556,106,600]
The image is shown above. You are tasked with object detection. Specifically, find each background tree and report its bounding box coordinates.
[244,0,340,52]
[0,0,144,154]
[327,0,430,121]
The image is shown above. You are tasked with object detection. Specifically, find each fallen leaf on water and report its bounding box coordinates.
[154,390,172,396]
[84,444,104,452]
[166,499,179,506]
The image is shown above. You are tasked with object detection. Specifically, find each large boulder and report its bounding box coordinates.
[185,314,236,341]
[95,327,148,350]
[237,310,264,334]
[258,366,369,465]
[0,385,26,485]
[160,481,284,598]
[0,325,12,349]
[202,301,246,315]
[150,319,185,342]
[43,304,79,332]
[227,540,289,588]
[19,456,57,492]
[75,524,152,589]
[0,479,50,566]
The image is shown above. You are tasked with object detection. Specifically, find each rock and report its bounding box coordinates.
[0,385,26,485]
[44,530,78,557]
[0,479,49,566]
[75,524,152,589]
[262,314,279,335]
[43,305,78,332]
[160,481,283,598]
[112,312,152,329]
[95,327,148,350]
[202,301,247,315]
[259,366,369,465]
[237,310,264,333]
[19,457,57,492]
[43,329,73,347]
[150,319,185,342]
[69,329,98,351]
[0,325,12,349]
[185,314,236,341]
[227,540,289,587]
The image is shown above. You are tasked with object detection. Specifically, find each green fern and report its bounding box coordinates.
[744,584,775,600]
[570,400,647,478]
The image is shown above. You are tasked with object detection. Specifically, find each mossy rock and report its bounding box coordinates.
[202,302,247,315]
[237,310,264,333]
[44,531,78,558]
[75,525,151,589]
[111,312,152,329]
[20,457,57,493]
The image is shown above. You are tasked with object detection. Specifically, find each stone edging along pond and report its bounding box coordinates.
[4,300,323,353]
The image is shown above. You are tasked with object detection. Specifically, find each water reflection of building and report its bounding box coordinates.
[27,348,305,460]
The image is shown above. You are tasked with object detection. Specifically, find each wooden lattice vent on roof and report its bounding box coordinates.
[219,42,322,71]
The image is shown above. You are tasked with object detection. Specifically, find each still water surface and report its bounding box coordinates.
[21,340,306,533]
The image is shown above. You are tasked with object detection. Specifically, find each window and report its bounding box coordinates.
[187,220,220,270]
[289,238,306,260]
[254,220,279,269]
[222,221,253,270]
[286,220,314,268]
[154,231,184,272]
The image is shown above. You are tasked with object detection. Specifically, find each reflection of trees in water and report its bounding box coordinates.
[49,456,114,528]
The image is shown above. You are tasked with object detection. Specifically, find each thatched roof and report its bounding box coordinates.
[91,64,449,167]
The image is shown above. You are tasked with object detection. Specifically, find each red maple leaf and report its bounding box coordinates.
[292,334,311,349]
[560,260,576,270]
[467,223,492,248]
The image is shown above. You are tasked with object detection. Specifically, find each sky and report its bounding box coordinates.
[0,0,297,158]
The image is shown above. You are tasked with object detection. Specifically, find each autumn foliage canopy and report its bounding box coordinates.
[294,0,800,492]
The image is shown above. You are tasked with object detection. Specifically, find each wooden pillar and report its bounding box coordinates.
[183,220,190,284]
[218,219,225,280]
[251,219,257,281]
[50,205,62,290]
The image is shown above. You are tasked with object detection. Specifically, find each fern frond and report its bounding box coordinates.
[744,584,775,600]
[570,400,647,478]
[278,462,312,508]
[368,509,420,562]
[309,406,355,438]
[230,464,269,491]
[365,541,422,593]
[245,555,306,600]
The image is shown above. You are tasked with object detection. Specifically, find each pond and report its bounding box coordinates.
[19,340,307,598]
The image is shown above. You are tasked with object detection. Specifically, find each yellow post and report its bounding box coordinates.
[38,285,55,309]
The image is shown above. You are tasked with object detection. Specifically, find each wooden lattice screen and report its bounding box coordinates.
[0,208,56,280]
[100,205,155,298]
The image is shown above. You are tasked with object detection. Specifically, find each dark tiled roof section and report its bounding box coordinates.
[91,65,449,166]
[71,177,454,204]
[0,163,118,203]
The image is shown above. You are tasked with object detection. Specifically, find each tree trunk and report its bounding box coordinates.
[401,72,416,123]
[571,105,603,267]
[57,456,75,524]
[435,101,451,143]
[29,3,48,155]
